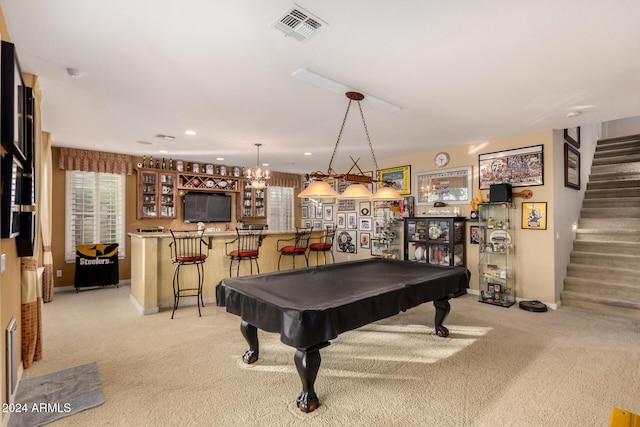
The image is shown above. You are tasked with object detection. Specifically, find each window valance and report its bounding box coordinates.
[58,147,133,175]
[269,171,302,188]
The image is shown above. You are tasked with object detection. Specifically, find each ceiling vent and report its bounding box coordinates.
[154,134,176,141]
[271,4,328,42]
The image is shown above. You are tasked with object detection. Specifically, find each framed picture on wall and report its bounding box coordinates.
[564,127,580,148]
[564,143,580,190]
[378,165,411,195]
[522,202,547,230]
[479,145,543,189]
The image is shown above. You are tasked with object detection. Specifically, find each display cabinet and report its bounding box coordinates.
[477,203,515,307]
[241,183,266,218]
[404,217,466,267]
[371,202,403,259]
[137,169,177,219]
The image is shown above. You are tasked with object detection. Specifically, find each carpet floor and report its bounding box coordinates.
[12,284,640,426]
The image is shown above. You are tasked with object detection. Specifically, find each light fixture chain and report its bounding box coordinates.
[327,99,353,175]
[357,101,379,172]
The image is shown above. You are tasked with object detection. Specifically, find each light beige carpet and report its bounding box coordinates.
[16,284,640,426]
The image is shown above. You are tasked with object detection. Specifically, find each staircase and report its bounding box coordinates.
[561,133,640,320]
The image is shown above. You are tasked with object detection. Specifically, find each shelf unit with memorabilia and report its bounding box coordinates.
[371,202,403,259]
[477,202,515,307]
[404,217,466,268]
[240,182,266,219]
[137,169,178,219]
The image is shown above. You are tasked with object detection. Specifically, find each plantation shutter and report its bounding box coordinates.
[267,186,294,231]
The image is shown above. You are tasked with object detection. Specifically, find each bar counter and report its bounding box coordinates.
[128,230,323,315]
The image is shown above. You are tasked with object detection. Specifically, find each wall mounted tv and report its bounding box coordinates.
[183,192,232,223]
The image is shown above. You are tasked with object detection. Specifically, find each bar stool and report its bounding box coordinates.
[225,228,264,277]
[309,226,336,265]
[169,229,209,319]
[277,227,313,270]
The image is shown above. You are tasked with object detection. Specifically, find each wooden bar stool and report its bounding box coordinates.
[225,228,264,277]
[276,227,313,270]
[309,226,336,265]
[169,229,209,319]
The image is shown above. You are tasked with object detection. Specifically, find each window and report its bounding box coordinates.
[65,171,125,262]
[267,186,294,231]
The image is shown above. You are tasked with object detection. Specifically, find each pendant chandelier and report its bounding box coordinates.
[297,91,402,201]
[245,143,270,189]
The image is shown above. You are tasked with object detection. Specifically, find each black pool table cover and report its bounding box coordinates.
[220,258,470,349]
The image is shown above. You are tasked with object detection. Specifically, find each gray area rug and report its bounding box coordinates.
[8,362,104,427]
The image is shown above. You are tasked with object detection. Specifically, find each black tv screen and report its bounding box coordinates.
[183,192,232,223]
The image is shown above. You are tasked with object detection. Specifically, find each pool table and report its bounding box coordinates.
[218,258,470,413]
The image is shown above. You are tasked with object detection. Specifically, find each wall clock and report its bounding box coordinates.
[434,152,450,167]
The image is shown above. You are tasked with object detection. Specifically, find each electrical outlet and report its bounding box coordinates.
[56,270,62,277]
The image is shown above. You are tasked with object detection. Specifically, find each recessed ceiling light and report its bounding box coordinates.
[185,130,196,136]
[566,111,581,118]
[216,157,224,161]
[159,150,169,154]
[304,152,312,156]
[262,163,269,167]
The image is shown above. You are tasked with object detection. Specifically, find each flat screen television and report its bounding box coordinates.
[183,192,232,223]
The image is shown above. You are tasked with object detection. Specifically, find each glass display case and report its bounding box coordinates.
[477,202,515,307]
[241,183,266,218]
[404,217,466,267]
[137,169,176,219]
[371,202,403,259]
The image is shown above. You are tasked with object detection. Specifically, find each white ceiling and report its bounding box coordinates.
[2,0,640,175]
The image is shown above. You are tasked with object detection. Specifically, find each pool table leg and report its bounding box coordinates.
[294,342,330,413]
[433,297,451,337]
[240,321,259,364]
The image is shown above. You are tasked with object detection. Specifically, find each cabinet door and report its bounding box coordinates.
[158,173,176,218]
[241,183,267,218]
[139,171,158,218]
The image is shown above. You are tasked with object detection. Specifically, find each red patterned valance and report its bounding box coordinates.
[269,171,302,188]
[58,147,133,175]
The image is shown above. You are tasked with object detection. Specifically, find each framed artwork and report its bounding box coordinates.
[479,145,544,189]
[303,220,312,228]
[347,212,357,229]
[564,143,580,190]
[1,41,27,164]
[336,230,357,253]
[323,205,334,221]
[522,202,547,230]
[301,206,308,219]
[470,225,480,244]
[378,165,411,195]
[416,166,473,205]
[315,203,323,219]
[359,201,371,216]
[564,127,580,148]
[336,212,346,229]
[337,181,356,211]
[360,232,371,249]
[308,204,316,219]
[359,217,372,231]
[323,222,335,230]
[313,220,322,229]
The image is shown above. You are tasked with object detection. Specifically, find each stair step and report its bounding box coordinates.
[578,217,640,229]
[580,207,640,218]
[576,229,640,242]
[586,179,640,189]
[570,251,640,269]
[566,263,640,285]
[584,187,640,199]
[594,146,640,159]
[590,161,640,175]
[560,290,640,320]
[582,197,640,208]
[592,153,640,166]
[564,277,640,300]
[572,240,640,256]
[597,134,640,146]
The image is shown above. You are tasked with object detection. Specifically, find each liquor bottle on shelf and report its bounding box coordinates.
[142,155,147,168]
[149,156,154,168]
[169,159,173,170]
[155,159,160,169]
[162,158,166,169]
